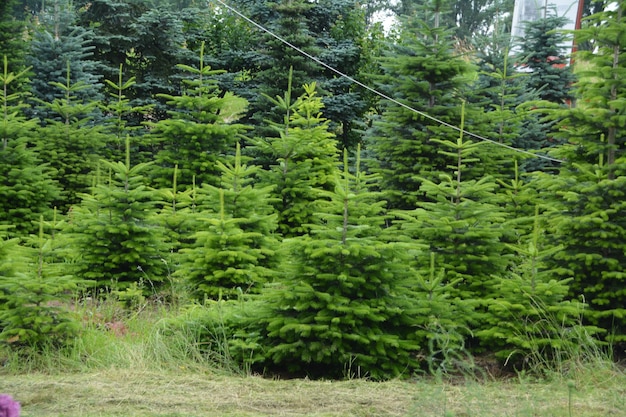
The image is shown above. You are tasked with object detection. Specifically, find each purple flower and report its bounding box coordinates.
[0,394,20,417]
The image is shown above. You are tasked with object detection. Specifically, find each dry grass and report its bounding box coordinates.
[1,367,625,417]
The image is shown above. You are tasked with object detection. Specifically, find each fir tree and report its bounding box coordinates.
[0,56,60,237]
[0,0,28,87]
[477,207,595,365]
[0,216,84,350]
[149,42,250,190]
[126,6,195,120]
[392,105,509,343]
[26,0,103,121]
[544,158,626,344]
[178,142,279,301]
[248,148,421,379]
[541,2,626,344]
[250,76,339,237]
[101,64,154,163]
[515,8,575,172]
[35,62,107,211]
[366,7,487,209]
[65,138,169,294]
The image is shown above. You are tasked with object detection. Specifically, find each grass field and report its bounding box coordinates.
[2,367,625,417]
[1,302,625,417]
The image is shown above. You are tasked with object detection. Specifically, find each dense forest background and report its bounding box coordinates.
[0,0,625,379]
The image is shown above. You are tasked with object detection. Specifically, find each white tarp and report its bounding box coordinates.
[510,0,580,46]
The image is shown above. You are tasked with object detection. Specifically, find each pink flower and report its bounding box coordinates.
[0,394,20,417]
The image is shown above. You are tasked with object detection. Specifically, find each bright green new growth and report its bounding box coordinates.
[150,41,250,190]
[66,137,168,294]
[250,72,338,237]
[179,142,279,301]
[246,146,421,379]
[0,55,60,237]
[0,216,84,349]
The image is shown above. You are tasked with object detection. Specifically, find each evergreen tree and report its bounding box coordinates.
[515,8,576,171]
[0,0,29,84]
[477,208,594,365]
[543,159,626,344]
[0,57,60,237]
[392,108,509,344]
[100,64,154,163]
[26,0,103,121]
[74,0,150,81]
[0,216,84,350]
[178,142,279,301]
[249,76,338,237]
[248,148,421,379]
[541,2,626,343]
[366,6,486,209]
[34,63,107,211]
[65,139,169,294]
[126,6,195,120]
[388,0,514,40]
[149,42,250,190]
[213,0,372,150]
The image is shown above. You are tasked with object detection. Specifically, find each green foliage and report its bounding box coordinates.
[393,108,509,302]
[0,0,28,82]
[544,160,626,343]
[150,42,250,189]
[126,6,211,121]
[101,64,154,163]
[35,62,108,210]
[0,217,84,350]
[180,186,278,300]
[65,144,169,293]
[539,4,626,344]
[250,76,339,237]
[178,142,279,301]
[478,207,597,365]
[26,2,103,120]
[0,57,60,236]
[246,148,422,380]
[515,10,575,171]
[366,15,484,209]
[392,116,510,349]
[550,3,626,169]
[407,253,474,376]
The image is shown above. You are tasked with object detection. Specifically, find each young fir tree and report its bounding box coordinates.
[392,104,509,344]
[515,9,575,172]
[65,138,169,294]
[125,7,195,121]
[0,216,84,350]
[214,0,371,150]
[101,64,154,164]
[540,2,626,344]
[177,142,279,301]
[149,42,250,190]
[0,56,60,237]
[250,74,339,237]
[152,164,198,266]
[366,4,488,210]
[26,0,103,121]
[477,207,594,366]
[35,62,108,211]
[0,0,28,87]
[248,148,421,380]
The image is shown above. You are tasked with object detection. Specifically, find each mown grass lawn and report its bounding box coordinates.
[1,302,625,417]
[2,366,625,417]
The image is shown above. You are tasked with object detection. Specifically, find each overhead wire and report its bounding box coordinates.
[212,0,565,164]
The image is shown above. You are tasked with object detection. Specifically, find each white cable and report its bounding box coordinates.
[213,0,564,164]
